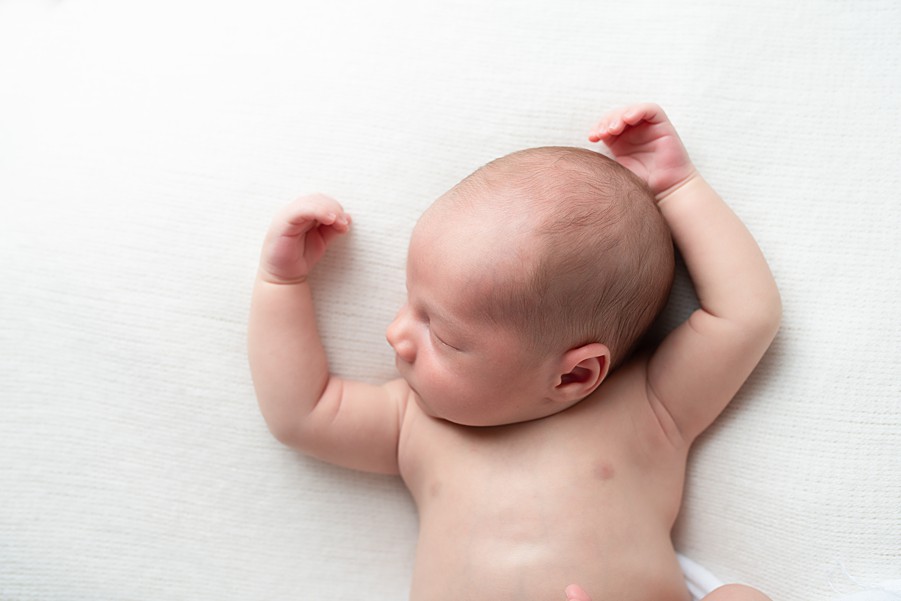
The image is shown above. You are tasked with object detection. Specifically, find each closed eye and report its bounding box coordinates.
[429,327,460,351]
[411,300,463,351]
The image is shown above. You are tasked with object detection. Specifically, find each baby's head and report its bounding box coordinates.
[443,147,674,367]
[387,147,674,426]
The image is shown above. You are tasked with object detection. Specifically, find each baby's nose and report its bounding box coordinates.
[386,306,416,363]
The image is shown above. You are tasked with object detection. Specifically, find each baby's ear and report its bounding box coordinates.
[552,343,611,404]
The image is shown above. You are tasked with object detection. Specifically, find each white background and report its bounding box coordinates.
[1,1,899,599]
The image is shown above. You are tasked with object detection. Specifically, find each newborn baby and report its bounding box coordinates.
[248,103,780,601]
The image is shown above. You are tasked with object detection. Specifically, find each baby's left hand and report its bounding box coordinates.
[589,103,697,199]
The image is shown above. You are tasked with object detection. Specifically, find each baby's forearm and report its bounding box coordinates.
[248,275,330,444]
[659,175,781,331]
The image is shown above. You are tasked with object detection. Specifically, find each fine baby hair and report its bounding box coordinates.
[436,146,674,368]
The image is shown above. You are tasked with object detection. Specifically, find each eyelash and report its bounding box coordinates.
[429,326,450,347]
[413,305,457,351]
[426,323,457,351]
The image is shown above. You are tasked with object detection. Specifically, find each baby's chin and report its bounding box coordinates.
[416,398,504,428]
[406,387,466,425]
[396,369,522,427]
[410,389,459,425]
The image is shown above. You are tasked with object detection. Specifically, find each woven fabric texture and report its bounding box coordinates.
[1,1,898,599]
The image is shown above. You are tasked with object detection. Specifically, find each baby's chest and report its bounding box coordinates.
[399,410,670,521]
[400,416,689,601]
[397,384,691,601]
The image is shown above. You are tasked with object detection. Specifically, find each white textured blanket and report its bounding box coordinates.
[1,1,898,600]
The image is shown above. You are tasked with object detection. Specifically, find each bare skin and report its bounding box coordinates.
[248,104,781,601]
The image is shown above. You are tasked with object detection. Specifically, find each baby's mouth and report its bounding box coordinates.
[394,353,412,370]
[394,356,413,383]
[394,358,418,391]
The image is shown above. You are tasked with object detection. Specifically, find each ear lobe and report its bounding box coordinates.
[553,343,611,403]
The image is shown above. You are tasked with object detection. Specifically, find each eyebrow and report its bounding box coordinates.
[418,298,454,328]
[415,294,466,339]
[406,259,469,338]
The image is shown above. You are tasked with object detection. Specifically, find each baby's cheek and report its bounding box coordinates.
[413,358,449,405]
[427,371,472,420]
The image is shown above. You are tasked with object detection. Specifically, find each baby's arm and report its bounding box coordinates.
[591,104,781,444]
[247,195,410,474]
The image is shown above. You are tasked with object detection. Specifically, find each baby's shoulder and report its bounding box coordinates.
[560,354,683,449]
[578,353,652,413]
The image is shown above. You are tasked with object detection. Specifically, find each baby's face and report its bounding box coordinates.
[386,202,557,427]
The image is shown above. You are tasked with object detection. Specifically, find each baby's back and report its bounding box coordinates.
[398,361,692,601]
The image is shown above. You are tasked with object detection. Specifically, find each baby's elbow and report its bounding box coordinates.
[262,413,302,448]
[746,285,782,345]
[257,398,313,449]
[763,285,783,336]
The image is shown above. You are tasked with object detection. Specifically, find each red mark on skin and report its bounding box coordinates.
[592,461,615,481]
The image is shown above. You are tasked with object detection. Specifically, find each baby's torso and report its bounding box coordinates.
[398,361,692,601]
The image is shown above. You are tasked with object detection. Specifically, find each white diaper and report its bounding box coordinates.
[677,555,901,601]
[678,554,724,601]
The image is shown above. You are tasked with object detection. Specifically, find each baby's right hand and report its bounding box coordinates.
[258,194,351,284]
